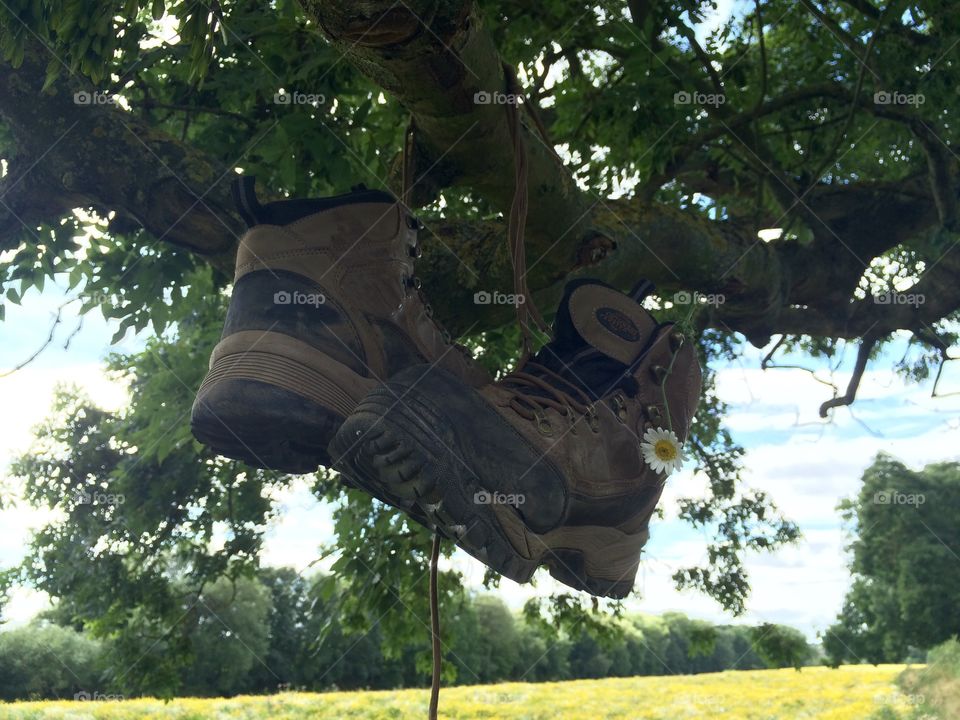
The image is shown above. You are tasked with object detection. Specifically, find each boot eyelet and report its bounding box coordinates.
[651,365,669,385]
[586,407,600,433]
[406,215,422,230]
[611,394,628,423]
[405,275,422,290]
[409,245,422,259]
[646,405,662,422]
[669,330,685,350]
[535,413,553,436]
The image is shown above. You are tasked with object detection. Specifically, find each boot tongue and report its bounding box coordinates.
[522,279,658,401]
[552,279,658,364]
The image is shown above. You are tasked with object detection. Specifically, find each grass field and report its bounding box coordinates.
[0,665,916,720]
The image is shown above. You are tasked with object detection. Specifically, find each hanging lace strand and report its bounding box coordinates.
[503,62,551,358]
[428,531,442,720]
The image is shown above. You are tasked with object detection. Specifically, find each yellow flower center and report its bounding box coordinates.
[654,439,677,461]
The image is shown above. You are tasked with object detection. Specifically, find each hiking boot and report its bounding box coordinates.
[191,177,490,474]
[331,278,702,598]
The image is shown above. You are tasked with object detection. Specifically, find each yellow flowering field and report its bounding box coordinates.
[0,665,915,720]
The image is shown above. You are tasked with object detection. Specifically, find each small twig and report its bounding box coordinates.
[138,101,257,126]
[931,356,960,398]
[836,0,932,45]
[62,317,84,350]
[799,0,875,69]
[760,334,787,369]
[675,21,724,96]
[0,303,67,377]
[913,325,960,398]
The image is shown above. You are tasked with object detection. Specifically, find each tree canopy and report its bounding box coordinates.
[825,454,960,665]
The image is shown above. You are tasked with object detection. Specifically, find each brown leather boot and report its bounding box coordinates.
[331,279,702,598]
[191,177,489,473]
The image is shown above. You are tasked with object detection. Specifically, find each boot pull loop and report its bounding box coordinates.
[232,174,262,228]
[629,279,656,303]
[503,62,550,358]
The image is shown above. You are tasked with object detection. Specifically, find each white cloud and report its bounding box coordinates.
[259,480,334,573]
[0,365,129,624]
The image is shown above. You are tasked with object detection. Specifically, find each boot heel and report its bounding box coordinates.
[192,330,373,472]
[541,524,649,599]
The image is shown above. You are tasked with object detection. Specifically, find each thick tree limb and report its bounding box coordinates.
[0,44,240,273]
[299,1,960,342]
[301,0,597,287]
[2,11,959,351]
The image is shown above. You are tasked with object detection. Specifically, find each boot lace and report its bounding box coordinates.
[403,242,476,363]
[505,363,592,421]
[502,348,642,433]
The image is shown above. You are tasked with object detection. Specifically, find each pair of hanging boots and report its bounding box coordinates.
[191,178,701,598]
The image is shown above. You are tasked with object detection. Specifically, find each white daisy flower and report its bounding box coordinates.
[641,427,685,475]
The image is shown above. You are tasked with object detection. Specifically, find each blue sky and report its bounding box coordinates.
[2,276,958,641]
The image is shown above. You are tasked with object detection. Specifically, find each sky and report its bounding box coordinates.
[2,273,958,642]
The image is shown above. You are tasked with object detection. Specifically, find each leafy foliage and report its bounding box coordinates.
[824,455,960,665]
[749,623,814,670]
[0,623,103,701]
[872,638,960,720]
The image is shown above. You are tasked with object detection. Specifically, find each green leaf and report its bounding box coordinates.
[41,57,61,93]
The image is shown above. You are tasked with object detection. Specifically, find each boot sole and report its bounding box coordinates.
[330,371,641,598]
[192,330,375,473]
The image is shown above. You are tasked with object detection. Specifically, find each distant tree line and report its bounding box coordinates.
[0,567,816,701]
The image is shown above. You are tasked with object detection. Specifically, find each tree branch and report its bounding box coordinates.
[819,332,879,417]
[3,10,958,356]
[837,0,933,45]
[0,43,241,272]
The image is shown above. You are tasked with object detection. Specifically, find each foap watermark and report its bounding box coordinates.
[474,290,525,306]
[874,90,925,107]
[874,290,925,306]
[473,90,524,106]
[78,290,113,309]
[873,692,924,707]
[474,490,525,507]
[673,290,725,307]
[74,91,119,106]
[274,290,326,307]
[873,490,925,507]
[273,90,326,106]
[74,490,125,506]
[674,90,726,107]
[74,690,124,702]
